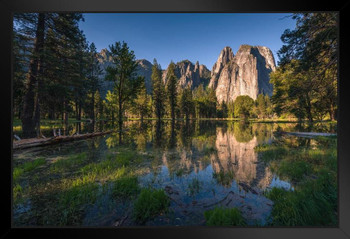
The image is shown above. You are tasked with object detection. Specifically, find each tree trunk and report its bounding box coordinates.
[21,13,45,138]
[92,94,95,122]
[305,94,313,123]
[78,103,82,121]
[75,100,79,121]
[63,98,69,125]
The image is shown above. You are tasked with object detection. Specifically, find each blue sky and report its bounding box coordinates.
[79,13,296,69]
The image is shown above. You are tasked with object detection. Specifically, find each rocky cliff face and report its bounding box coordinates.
[135,59,153,94]
[162,60,211,90]
[209,45,276,103]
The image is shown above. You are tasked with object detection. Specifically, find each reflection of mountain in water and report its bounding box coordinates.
[211,127,273,190]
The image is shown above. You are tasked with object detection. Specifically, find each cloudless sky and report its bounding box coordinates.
[79,13,296,69]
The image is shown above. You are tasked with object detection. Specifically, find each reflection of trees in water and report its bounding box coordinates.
[211,123,275,189]
[133,122,151,151]
[153,120,165,149]
[252,123,274,144]
[230,121,254,143]
[121,121,282,190]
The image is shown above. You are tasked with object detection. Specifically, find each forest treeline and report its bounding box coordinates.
[13,13,338,138]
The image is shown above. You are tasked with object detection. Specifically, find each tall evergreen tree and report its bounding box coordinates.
[86,42,102,122]
[151,59,165,121]
[105,41,143,135]
[273,13,338,121]
[179,86,194,120]
[19,13,46,138]
[165,62,178,120]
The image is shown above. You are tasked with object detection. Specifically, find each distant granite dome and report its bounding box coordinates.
[209,45,276,103]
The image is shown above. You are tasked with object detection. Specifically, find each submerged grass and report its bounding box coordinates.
[111,176,140,199]
[204,207,247,226]
[188,178,201,196]
[133,188,170,224]
[213,171,235,187]
[265,170,337,226]
[58,181,99,225]
[257,136,337,226]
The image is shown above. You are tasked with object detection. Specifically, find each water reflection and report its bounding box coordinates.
[13,120,335,226]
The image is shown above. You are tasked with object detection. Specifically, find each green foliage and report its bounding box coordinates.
[111,176,140,199]
[204,207,247,226]
[151,59,166,120]
[233,95,254,119]
[179,86,194,120]
[273,13,337,122]
[188,178,201,196]
[266,171,337,226]
[232,122,254,143]
[133,188,170,224]
[131,80,150,121]
[78,150,138,182]
[166,62,178,120]
[13,184,23,200]
[13,157,46,181]
[217,101,228,118]
[58,180,99,225]
[258,136,337,226]
[213,171,235,187]
[105,41,144,124]
[227,101,235,118]
[193,85,217,118]
[51,152,87,173]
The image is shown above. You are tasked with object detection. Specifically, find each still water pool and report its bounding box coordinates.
[12,120,337,226]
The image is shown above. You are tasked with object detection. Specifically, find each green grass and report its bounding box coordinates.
[51,152,87,173]
[254,144,288,162]
[265,170,337,226]
[133,188,170,224]
[204,207,247,226]
[188,178,201,196]
[111,176,140,199]
[276,160,312,181]
[58,181,99,225]
[257,136,337,226]
[13,157,46,181]
[78,150,139,182]
[13,184,23,199]
[213,171,235,187]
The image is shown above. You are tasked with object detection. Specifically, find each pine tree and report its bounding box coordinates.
[133,80,150,122]
[165,62,178,120]
[19,13,46,138]
[105,41,143,133]
[86,42,102,122]
[151,59,165,121]
[179,86,194,120]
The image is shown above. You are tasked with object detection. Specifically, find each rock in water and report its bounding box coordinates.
[209,45,276,103]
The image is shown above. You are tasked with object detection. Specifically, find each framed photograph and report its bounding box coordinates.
[2,0,350,238]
